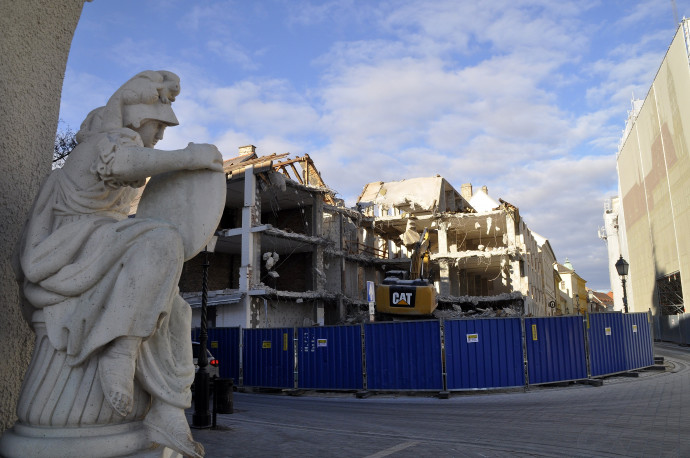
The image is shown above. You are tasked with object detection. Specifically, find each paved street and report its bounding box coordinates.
[189,342,690,457]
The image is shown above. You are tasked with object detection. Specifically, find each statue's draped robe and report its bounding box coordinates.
[16,129,193,408]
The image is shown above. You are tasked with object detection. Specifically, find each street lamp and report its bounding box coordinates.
[615,255,629,313]
[193,237,217,428]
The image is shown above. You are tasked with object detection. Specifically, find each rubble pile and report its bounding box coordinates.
[432,305,522,319]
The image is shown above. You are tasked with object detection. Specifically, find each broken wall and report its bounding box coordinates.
[321,210,345,297]
[343,260,361,299]
[322,212,340,243]
[251,298,319,327]
[192,302,254,328]
[324,253,342,292]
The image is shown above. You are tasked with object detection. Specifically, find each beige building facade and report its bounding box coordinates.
[556,260,588,315]
[533,232,560,316]
[611,19,690,329]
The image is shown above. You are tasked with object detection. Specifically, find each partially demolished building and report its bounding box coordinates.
[179,148,567,328]
[180,146,340,328]
[356,178,559,318]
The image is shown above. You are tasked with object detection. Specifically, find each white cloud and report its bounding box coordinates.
[206,40,257,70]
[200,79,321,137]
[178,1,240,33]
[615,0,674,28]
[60,0,690,291]
[287,0,364,26]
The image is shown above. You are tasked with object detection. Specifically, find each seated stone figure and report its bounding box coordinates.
[7,70,224,458]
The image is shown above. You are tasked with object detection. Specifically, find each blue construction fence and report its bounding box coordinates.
[193,311,654,391]
[191,327,241,382]
[654,313,690,345]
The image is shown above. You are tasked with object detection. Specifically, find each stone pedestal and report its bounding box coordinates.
[0,311,179,458]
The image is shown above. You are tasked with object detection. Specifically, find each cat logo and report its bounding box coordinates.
[389,288,415,308]
[393,292,412,305]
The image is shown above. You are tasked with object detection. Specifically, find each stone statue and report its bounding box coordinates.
[1,71,226,458]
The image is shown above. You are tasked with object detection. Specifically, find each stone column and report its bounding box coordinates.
[312,195,325,325]
[0,0,86,433]
[240,165,261,328]
[504,212,522,291]
[437,223,450,296]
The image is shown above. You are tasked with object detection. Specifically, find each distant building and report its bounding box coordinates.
[588,289,614,313]
[599,196,627,312]
[555,259,587,315]
[533,232,560,316]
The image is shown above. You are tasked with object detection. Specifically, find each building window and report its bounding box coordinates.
[657,272,684,315]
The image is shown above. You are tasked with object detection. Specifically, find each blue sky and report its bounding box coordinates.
[59,0,690,291]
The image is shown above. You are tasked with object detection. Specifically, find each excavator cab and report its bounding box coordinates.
[374,228,438,317]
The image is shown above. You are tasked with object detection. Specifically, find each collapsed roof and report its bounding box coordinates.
[357,176,472,214]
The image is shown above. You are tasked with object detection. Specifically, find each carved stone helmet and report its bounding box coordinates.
[120,71,180,129]
[78,70,181,140]
[117,70,180,129]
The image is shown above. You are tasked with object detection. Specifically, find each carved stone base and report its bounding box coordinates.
[0,421,158,457]
[0,421,183,457]
[16,314,150,428]
[0,312,163,457]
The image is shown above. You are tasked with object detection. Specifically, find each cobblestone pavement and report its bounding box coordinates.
[188,342,690,457]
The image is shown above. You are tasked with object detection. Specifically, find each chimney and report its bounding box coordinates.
[238,145,256,156]
[481,185,488,194]
[461,183,473,201]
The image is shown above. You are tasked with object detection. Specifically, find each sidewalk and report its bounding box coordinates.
[188,342,690,457]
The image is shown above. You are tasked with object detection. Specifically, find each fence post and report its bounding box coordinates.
[440,319,447,392]
[361,323,367,391]
[293,327,299,389]
[521,317,529,388]
[583,314,592,379]
[647,309,656,345]
[238,326,244,388]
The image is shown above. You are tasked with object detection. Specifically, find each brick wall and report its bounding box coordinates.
[262,252,311,291]
[262,207,313,235]
[180,252,237,292]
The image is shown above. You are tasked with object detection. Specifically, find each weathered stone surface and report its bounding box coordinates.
[0,0,87,434]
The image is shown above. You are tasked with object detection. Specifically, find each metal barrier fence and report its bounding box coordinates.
[297,325,363,390]
[654,313,690,345]
[198,312,654,392]
[588,313,630,376]
[445,317,524,390]
[242,327,294,388]
[364,320,443,390]
[525,316,588,385]
[191,327,240,381]
[623,313,654,371]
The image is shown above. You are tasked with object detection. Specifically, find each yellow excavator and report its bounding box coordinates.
[375,228,438,317]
